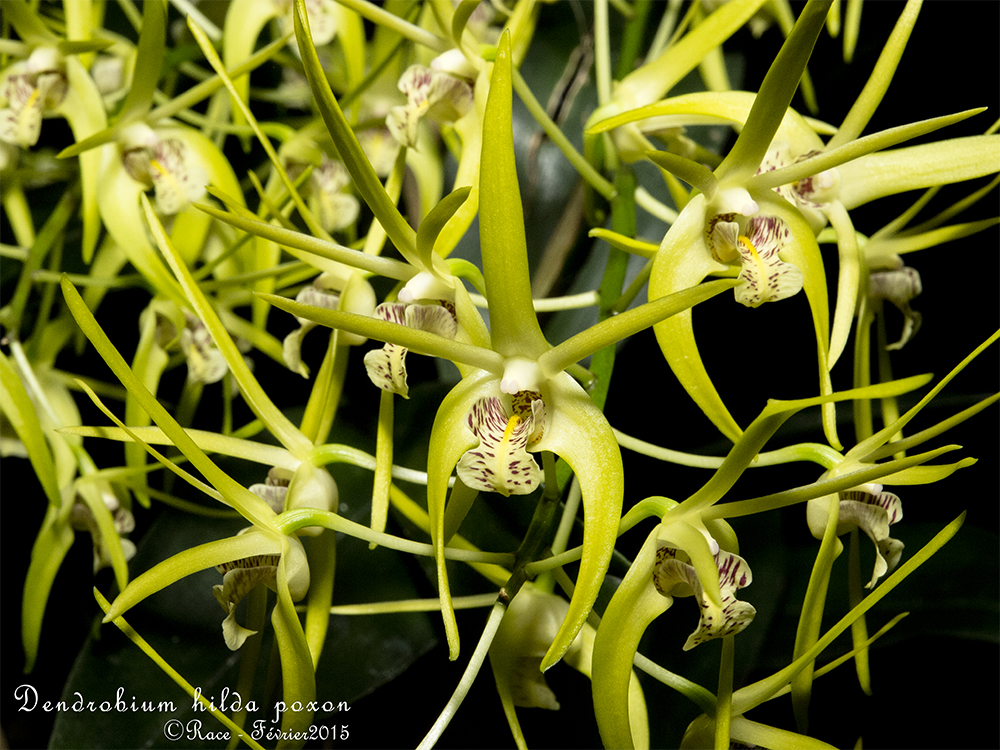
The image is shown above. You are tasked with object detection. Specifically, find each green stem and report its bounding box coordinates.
[715,636,735,750]
[511,70,616,200]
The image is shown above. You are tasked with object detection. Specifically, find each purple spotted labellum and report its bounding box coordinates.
[653,543,756,651]
[807,483,904,588]
[711,213,803,308]
[456,391,546,496]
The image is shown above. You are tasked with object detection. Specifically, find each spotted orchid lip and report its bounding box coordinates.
[456,393,545,497]
[733,215,804,308]
[653,542,756,651]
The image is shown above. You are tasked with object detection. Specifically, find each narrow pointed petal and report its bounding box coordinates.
[592,529,672,750]
[838,135,1000,209]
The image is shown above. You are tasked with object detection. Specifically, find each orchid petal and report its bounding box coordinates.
[756,192,839,448]
[456,395,543,496]
[717,0,832,183]
[426,371,501,659]
[592,527,672,750]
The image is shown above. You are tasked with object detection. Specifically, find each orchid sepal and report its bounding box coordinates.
[270,538,319,742]
[536,372,624,670]
[716,0,833,184]
[592,527,670,750]
[479,29,548,360]
[649,197,742,442]
[838,135,1000,210]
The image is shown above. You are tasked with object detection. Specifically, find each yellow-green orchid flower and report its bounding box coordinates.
[591,497,752,750]
[0,46,68,148]
[68,489,137,575]
[1,327,134,672]
[386,57,475,149]
[785,335,998,728]
[1,3,110,262]
[588,347,990,750]
[263,29,737,671]
[592,0,998,449]
[586,1,839,446]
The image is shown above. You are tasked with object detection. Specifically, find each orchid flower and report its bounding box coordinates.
[264,30,738,670]
[783,335,998,728]
[588,1,839,446]
[212,528,311,651]
[591,0,999,449]
[489,582,650,750]
[588,335,999,750]
[0,46,68,148]
[387,58,475,150]
[674,511,968,749]
[0,329,135,672]
[54,189,368,737]
[307,156,361,233]
[1,4,109,261]
[743,0,998,371]
[591,497,753,750]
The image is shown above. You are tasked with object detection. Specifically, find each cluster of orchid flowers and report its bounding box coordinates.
[1,0,997,748]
